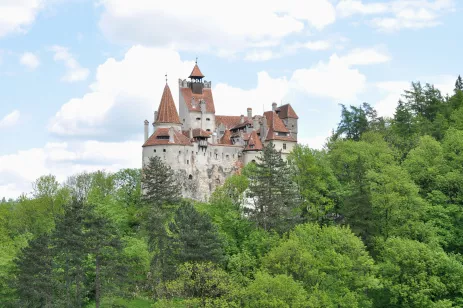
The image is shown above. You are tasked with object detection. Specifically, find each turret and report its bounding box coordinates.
[144,120,149,142]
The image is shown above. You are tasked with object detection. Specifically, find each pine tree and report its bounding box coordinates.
[84,206,125,308]
[141,156,181,207]
[168,202,224,264]
[247,142,300,233]
[53,198,87,307]
[14,234,54,308]
[455,75,463,93]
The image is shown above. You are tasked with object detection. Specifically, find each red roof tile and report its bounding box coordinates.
[180,88,215,113]
[216,115,249,129]
[156,84,181,124]
[143,128,192,147]
[192,128,211,138]
[276,104,299,119]
[219,129,233,145]
[189,64,205,78]
[244,130,263,151]
[264,111,289,133]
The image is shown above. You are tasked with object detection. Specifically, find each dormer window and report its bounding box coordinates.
[206,129,211,132]
[157,136,169,140]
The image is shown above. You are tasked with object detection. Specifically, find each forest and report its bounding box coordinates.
[2,76,463,307]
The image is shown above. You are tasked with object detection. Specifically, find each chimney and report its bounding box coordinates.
[189,127,193,139]
[260,117,268,142]
[272,102,277,111]
[169,127,175,143]
[247,108,252,119]
[240,114,244,124]
[144,120,149,142]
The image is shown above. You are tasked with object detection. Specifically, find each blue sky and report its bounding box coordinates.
[0,0,462,198]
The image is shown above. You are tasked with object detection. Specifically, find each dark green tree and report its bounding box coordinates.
[14,234,54,308]
[455,75,463,93]
[168,202,224,265]
[246,142,300,232]
[53,198,87,307]
[335,103,383,141]
[141,156,181,207]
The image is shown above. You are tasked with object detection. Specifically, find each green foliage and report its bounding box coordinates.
[142,156,180,207]
[246,142,300,233]
[289,145,340,224]
[335,102,384,141]
[263,223,378,307]
[374,237,463,307]
[168,202,224,265]
[240,271,308,308]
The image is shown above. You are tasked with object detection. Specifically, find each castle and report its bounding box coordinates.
[142,63,299,200]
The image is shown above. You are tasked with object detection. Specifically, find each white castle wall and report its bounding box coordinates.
[142,143,243,201]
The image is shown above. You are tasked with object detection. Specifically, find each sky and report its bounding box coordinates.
[0,0,462,198]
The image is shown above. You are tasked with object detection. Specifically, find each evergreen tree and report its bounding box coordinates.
[141,156,180,207]
[247,142,300,233]
[168,202,224,264]
[53,198,87,307]
[455,75,463,93]
[335,103,382,141]
[84,206,125,308]
[14,234,54,308]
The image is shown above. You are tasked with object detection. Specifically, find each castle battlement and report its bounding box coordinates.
[143,63,299,201]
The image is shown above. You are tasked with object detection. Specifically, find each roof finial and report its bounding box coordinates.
[195,57,198,65]
[165,73,168,84]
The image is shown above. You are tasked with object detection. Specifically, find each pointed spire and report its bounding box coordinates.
[155,84,181,124]
[189,61,205,79]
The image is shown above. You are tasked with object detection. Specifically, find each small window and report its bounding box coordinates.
[283,143,287,150]
[183,119,185,122]
[153,149,156,153]
[188,174,193,180]
[196,117,201,121]
[206,129,211,132]
[215,154,218,159]
[179,151,181,154]
[187,160,189,165]
[226,155,229,159]
[206,118,210,121]
[163,149,166,152]
[252,159,256,163]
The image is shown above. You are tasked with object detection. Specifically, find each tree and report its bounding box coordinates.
[14,234,54,308]
[335,103,383,141]
[168,202,224,265]
[374,237,463,307]
[246,142,300,233]
[455,75,463,93]
[263,223,378,307]
[289,145,340,224]
[142,156,181,207]
[240,272,308,308]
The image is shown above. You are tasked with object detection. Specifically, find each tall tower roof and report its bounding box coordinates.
[189,64,205,79]
[155,84,181,124]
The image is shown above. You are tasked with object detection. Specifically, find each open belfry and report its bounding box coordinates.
[142,62,299,200]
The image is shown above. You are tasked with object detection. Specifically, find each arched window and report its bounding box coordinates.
[188,174,193,180]
[206,118,211,121]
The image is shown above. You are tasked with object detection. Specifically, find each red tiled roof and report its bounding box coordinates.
[192,128,211,138]
[244,130,263,151]
[219,129,233,145]
[276,104,299,119]
[156,84,181,124]
[180,88,215,113]
[189,64,205,78]
[264,111,289,133]
[216,115,249,129]
[231,120,253,130]
[143,128,192,147]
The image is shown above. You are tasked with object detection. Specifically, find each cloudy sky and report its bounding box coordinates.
[0,0,462,198]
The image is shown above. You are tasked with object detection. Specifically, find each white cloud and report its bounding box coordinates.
[0,140,140,199]
[298,131,332,150]
[245,40,334,62]
[0,110,20,128]
[244,50,276,62]
[51,45,90,82]
[337,0,455,31]
[98,0,336,55]
[19,52,40,69]
[289,48,390,101]
[0,0,46,37]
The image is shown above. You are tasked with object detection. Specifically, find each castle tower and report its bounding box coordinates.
[154,83,182,131]
[178,61,216,132]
